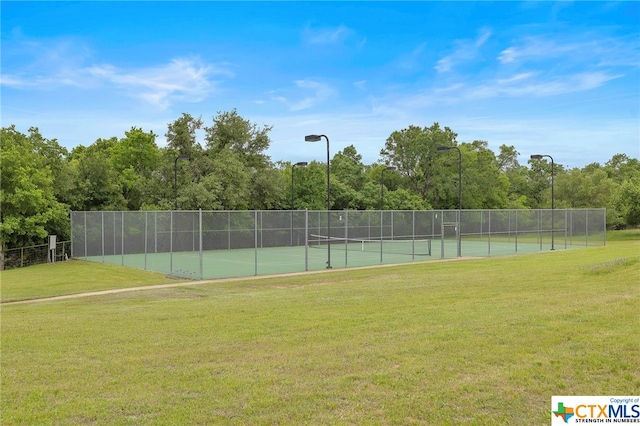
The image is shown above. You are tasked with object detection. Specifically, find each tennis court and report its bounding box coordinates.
[72,209,606,280]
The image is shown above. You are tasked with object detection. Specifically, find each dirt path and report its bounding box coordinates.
[3,257,475,306]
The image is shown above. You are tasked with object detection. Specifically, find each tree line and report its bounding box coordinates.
[2,109,639,255]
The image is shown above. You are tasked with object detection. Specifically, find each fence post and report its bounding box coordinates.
[488,210,491,256]
[254,211,258,276]
[144,212,148,271]
[603,209,606,246]
[305,209,308,271]
[199,209,203,280]
[412,210,416,261]
[586,209,589,247]
[379,209,383,264]
[154,212,158,254]
[515,210,518,253]
[84,212,87,259]
[70,212,73,259]
[457,210,461,257]
[564,209,568,249]
[121,211,125,266]
[345,210,349,267]
[440,211,445,259]
[538,210,542,250]
[101,212,105,263]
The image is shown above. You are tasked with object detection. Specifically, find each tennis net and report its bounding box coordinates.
[308,234,432,256]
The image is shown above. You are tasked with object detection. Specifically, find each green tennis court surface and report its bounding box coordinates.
[73,208,605,280]
[82,237,590,280]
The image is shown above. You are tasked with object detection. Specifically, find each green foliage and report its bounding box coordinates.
[457,141,509,209]
[613,179,640,226]
[72,140,127,211]
[289,161,328,210]
[331,145,368,192]
[165,112,203,155]
[205,109,272,171]
[248,168,287,210]
[1,112,637,258]
[109,127,160,210]
[0,126,69,255]
[381,123,457,206]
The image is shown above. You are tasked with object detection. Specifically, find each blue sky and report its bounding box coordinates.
[2,1,639,169]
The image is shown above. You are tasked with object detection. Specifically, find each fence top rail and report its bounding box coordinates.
[5,241,71,251]
[71,208,606,214]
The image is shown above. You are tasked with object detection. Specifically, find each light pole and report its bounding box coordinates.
[437,146,462,257]
[381,166,397,210]
[531,154,555,250]
[305,134,331,269]
[291,162,308,210]
[174,154,190,210]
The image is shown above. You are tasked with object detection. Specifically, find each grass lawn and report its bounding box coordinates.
[1,231,639,425]
[0,261,181,303]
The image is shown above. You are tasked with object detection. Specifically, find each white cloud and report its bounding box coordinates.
[0,74,35,88]
[2,54,232,109]
[86,58,230,109]
[272,79,337,111]
[396,42,428,71]
[467,71,621,99]
[498,34,640,69]
[435,28,492,73]
[303,24,352,45]
[498,37,580,64]
[354,80,367,90]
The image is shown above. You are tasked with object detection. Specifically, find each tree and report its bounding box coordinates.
[526,157,565,209]
[380,123,457,207]
[0,126,69,269]
[72,138,127,211]
[459,141,509,209]
[605,154,640,184]
[385,188,432,210]
[191,149,250,210]
[199,110,280,210]
[110,127,160,210]
[166,113,204,156]
[25,127,75,205]
[330,179,363,210]
[331,145,368,193]
[613,178,640,227]
[556,165,615,208]
[286,161,328,210]
[204,109,272,171]
[497,145,530,208]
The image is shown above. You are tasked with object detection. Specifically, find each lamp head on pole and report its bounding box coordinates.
[385,166,397,171]
[530,154,544,160]
[437,146,452,152]
[305,135,322,142]
[294,161,308,167]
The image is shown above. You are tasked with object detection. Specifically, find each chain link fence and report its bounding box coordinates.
[2,241,71,270]
[71,209,606,280]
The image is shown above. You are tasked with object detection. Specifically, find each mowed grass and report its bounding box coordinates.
[0,261,181,303]
[1,234,638,425]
